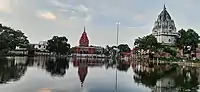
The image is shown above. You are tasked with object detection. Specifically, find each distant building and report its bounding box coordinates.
[72,27,104,57]
[31,41,48,52]
[152,5,178,45]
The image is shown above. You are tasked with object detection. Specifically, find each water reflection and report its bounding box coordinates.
[117,60,130,72]
[1,56,200,92]
[45,58,69,77]
[25,57,69,77]
[0,57,27,84]
[132,62,200,92]
[73,58,105,87]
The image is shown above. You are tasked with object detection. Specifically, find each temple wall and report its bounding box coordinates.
[156,35,176,45]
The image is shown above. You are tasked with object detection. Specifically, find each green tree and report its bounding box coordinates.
[0,24,29,55]
[118,44,131,53]
[47,36,71,55]
[163,46,177,57]
[175,29,199,56]
[175,29,187,50]
[186,29,199,55]
[103,45,111,56]
[134,34,159,53]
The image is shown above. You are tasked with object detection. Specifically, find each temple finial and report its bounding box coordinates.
[164,4,166,10]
[84,26,86,32]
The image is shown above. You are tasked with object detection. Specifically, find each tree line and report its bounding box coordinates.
[0,24,132,56]
[0,24,29,55]
[0,24,71,56]
[134,28,199,59]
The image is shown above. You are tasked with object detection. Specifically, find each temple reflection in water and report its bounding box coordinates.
[132,62,200,92]
[1,56,200,92]
[73,57,105,88]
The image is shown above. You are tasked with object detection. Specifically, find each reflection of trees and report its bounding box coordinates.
[104,59,115,69]
[133,64,176,87]
[134,69,160,87]
[45,58,69,77]
[117,60,130,72]
[133,63,200,92]
[25,57,70,77]
[174,67,199,92]
[0,57,27,84]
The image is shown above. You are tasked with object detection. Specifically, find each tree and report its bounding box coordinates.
[0,24,29,55]
[103,45,111,56]
[0,36,9,55]
[118,44,131,53]
[47,36,71,55]
[163,46,177,57]
[175,29,187,50]
[134,34,159,53]
[175,29,199,57]
[186,29,199,55]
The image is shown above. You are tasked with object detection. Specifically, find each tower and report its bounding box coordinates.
[79,27,89,47]
[152,5,177,45]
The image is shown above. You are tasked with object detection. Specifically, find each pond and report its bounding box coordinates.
[0,56,200,92]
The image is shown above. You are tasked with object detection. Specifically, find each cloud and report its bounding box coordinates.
[77,5,89,13]
[0,0,199,47]
[37,11,57,20]
[0,0,12,13]
[132,14,145,21]
[57,4,92,21]
[50,0,68,8]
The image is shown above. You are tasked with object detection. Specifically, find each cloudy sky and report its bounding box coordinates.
[0,0,199,48]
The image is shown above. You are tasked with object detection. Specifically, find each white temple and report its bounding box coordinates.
[152,5,177,45]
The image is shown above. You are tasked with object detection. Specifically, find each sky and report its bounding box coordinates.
[0,0,199,48]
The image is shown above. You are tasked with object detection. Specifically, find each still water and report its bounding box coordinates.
[0,56,200,92]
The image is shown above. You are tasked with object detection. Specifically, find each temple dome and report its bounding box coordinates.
[79,27,89,47]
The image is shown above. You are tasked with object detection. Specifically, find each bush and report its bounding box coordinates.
[163,47,177,57]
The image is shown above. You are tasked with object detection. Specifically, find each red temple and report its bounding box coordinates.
[79,27,89,47]
[72,27,104,57]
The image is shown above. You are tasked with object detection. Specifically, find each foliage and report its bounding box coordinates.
[175,29,187,49]
[175,29,199,55]
[163,46,177,57]
[117,44,131,53]
[0,24,29,55]
[47,36,70,55]
[134,34,159,53]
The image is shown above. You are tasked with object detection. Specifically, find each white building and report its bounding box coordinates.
[32,41,48,52]
[152,5,177,45]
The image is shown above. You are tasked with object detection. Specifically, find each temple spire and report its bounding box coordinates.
[84,26,86,32]
[79,26,89,47]
[164,4,166,10]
